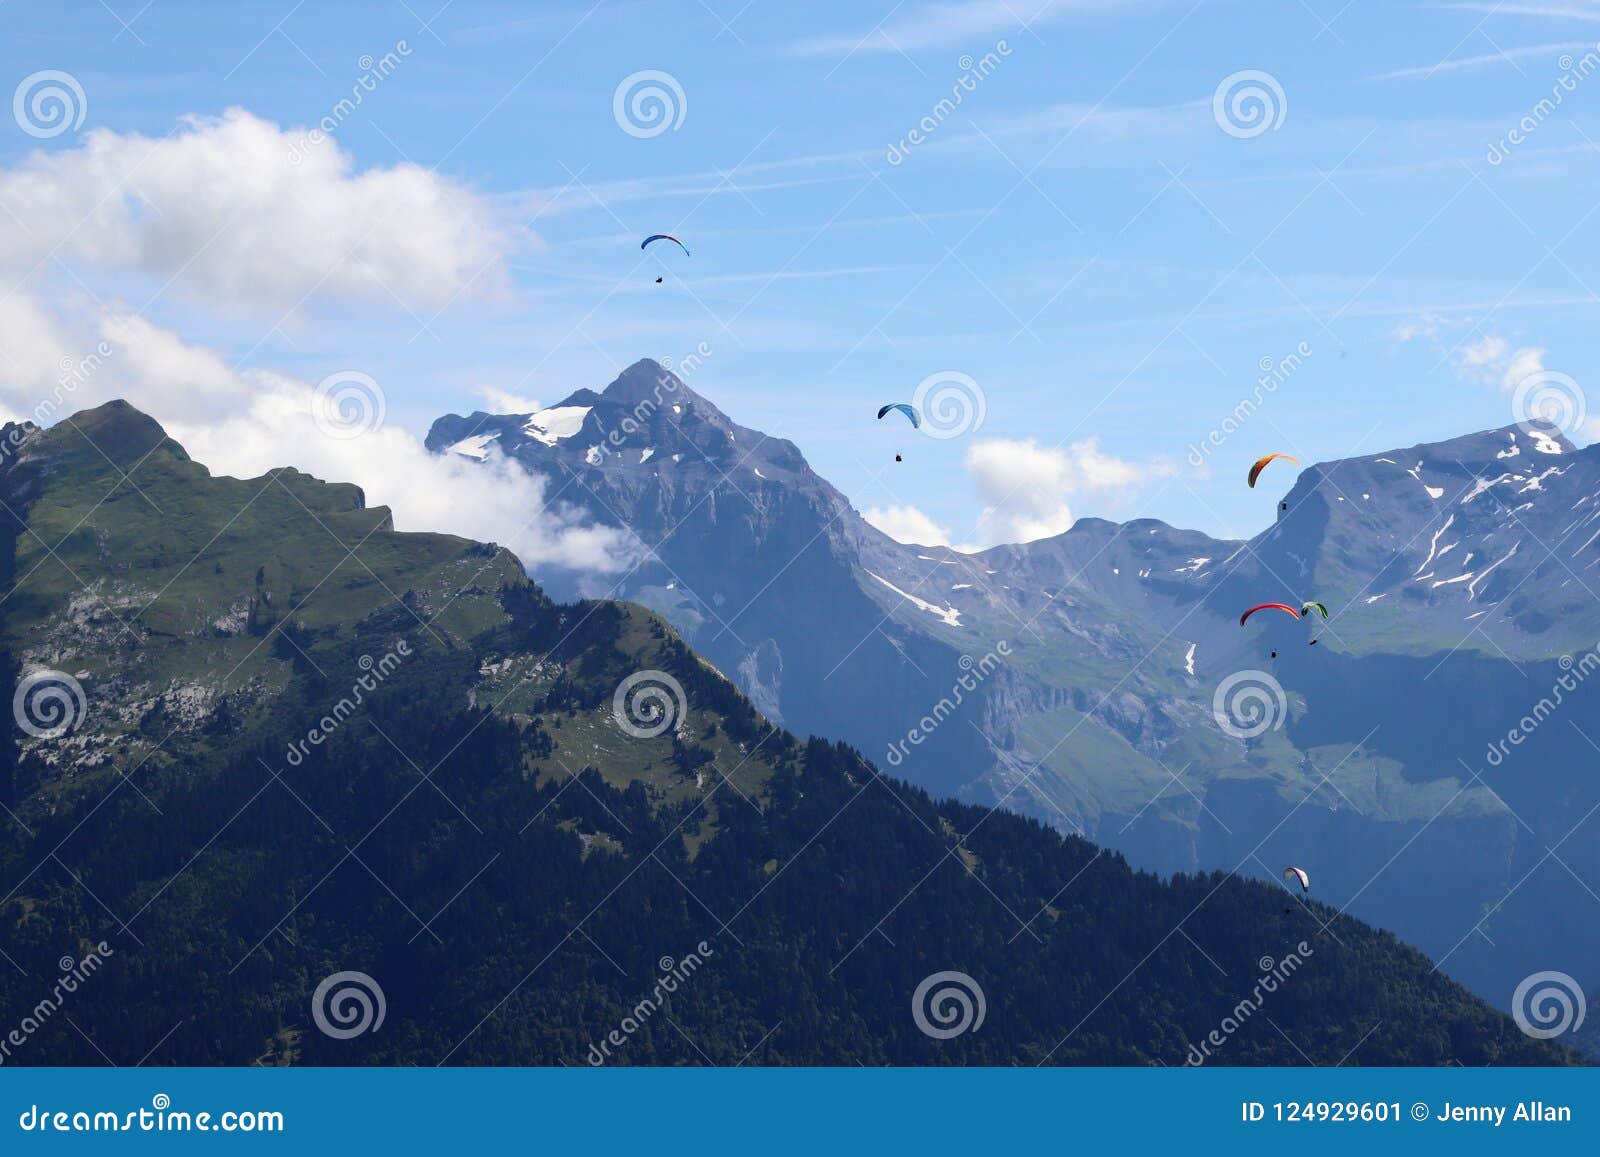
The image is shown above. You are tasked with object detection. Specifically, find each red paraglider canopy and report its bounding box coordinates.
[1239,602,1301,627]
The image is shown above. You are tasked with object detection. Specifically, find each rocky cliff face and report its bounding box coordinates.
[430,361,1600,1012]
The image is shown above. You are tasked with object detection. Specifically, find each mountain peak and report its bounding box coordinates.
[1382,420,1578,464]
[595,358,702,410]
[37,399,189,472]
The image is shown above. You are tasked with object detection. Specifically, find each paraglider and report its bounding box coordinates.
[1283,866,1310,893]
[1300,601,1328,620]
[654,277,663,284]
[1239,602,1300,627]
[641,233,690,257]
[877,403,920,428]
[1248,452,1298,488]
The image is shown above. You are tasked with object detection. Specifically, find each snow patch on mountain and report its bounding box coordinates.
[864,570,963,627]
[1467,541,1520,599]
[1417,514,1455,575]
[523,405,592,446]
[446,431,500,460]
[1529,428,1564,454]
[1407,461,1444,499]
[1519,466,1564,493]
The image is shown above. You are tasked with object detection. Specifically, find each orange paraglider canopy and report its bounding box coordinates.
[1248,452,1299,488]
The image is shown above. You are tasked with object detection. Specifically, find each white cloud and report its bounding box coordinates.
[0,292,634,575]
[170,388,636,575]
[1458,334,1547,390]
[1393,311,1447,343]
[0,109,513,314]
[863,504,952,546]
[0,293,73,389]
[964,436,1149,547]
[476,386,542,414]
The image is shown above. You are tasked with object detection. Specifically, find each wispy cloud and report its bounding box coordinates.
[1370,40,1589,80]
[782,0,1157,58]
[1424,2,1600,20]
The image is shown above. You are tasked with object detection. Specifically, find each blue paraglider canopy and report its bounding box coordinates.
[641,233,690,257]
[877,403,919,428]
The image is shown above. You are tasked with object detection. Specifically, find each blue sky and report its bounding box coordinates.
[3,0,1600,553]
